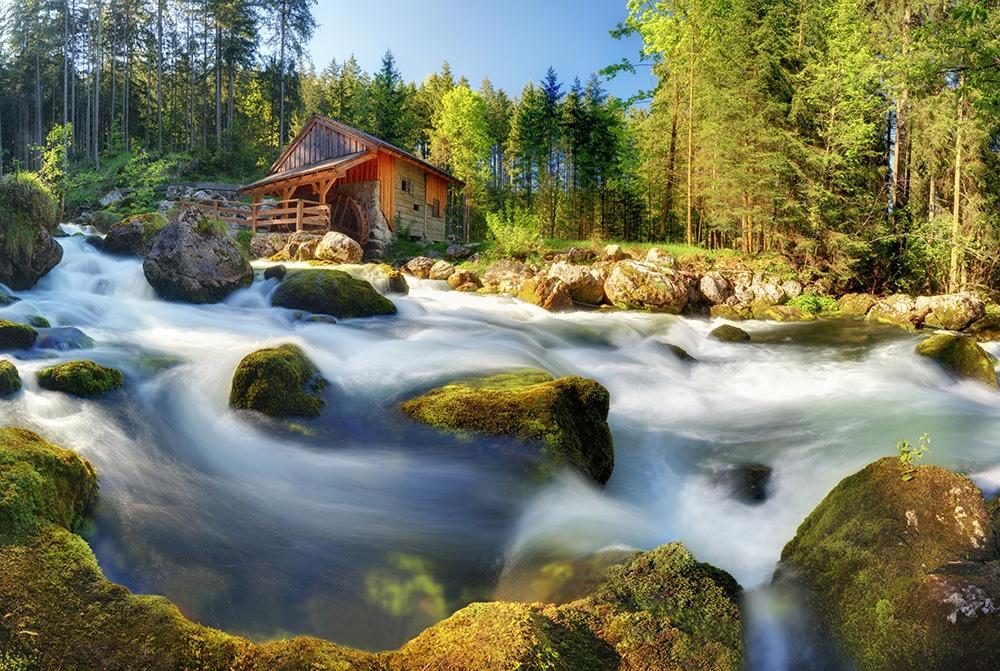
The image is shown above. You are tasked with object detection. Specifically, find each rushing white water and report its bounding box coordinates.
[3,234,1000,667]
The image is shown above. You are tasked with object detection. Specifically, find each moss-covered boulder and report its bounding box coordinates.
[838,293,877,317]
[229,344,327,418]
[37,360,124,397]
[0,173,64,290]
[915,333,997,387]
[916,292,985,332]
[272,269,396,318]
[778,457,1000,670]
[0,320,37,350]
[603,260,688,313]
[518,274,574,312]
[401,370,614,484]
[0,429,743,670]
[709,304,749,321]
[867,293,918,331]
[392,543,743,671]
[760,304,815,322]
[0,360,20,395]
[709,324,751,342]
[101,212,167,255]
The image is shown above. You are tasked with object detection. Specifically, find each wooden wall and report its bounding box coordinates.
[341,151,397,230]
[276,121,367,173]
[392,161,446,242]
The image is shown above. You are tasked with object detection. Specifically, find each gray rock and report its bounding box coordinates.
[315,231,363,264]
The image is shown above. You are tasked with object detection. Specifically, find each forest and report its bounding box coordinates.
[1,0,1000,294]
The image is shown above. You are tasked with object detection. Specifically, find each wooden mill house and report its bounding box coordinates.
[238,115,464,254]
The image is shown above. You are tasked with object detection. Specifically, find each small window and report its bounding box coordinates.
[432,198,441,218]
[401,178,410,193]
[413,203,420,212]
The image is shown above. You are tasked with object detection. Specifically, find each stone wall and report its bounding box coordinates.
[330,180,392,258]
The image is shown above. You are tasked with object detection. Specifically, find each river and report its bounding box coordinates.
[2,231,999,669]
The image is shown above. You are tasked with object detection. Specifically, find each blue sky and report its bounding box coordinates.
[306,0,654,101]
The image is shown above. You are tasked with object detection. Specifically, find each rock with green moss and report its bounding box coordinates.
[710,304,749,321]
[760,304,815,322]
[778,457,1000,671]
[272,268,396,318]
[709,324,751,342]
[915,333,997,387]
[916,292,985,331]
[27,315,50,328]
[0,428,742,670]
[0,173,63,290]
[838,293,877,317]
[37,360,124,397]
[401,370,614,484]
[0,320,37,350]
[229,344,327,418]
[867,294,918,331]
[969,305,1000,342]
[101,212,168,255]
[603,259,688,313]
[0,360,20,395]
[393,542,743,671]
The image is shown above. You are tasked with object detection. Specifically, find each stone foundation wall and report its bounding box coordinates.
[330,180,392,258]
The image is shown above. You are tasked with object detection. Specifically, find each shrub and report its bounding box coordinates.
[0,173,59,258]
[787,292,839,315]
[484,207,541,260]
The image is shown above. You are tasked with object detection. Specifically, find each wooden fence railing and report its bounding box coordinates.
[181,197,331,233]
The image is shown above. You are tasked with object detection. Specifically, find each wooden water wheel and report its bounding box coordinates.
[327,194,369,246]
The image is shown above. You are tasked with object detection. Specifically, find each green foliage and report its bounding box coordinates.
[234,229,253,260]
[194,218,228,238]
[0,173,58,259]
[787,293,839,315]
[38,124,72,205]
[897,433,930,482]
[484,207,542,259]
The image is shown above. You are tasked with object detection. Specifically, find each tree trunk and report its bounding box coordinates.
[664,82,680,240]
[948,101,963,293]
[157,0,163,152]
[685,55,695,246]
[215,22,222,151]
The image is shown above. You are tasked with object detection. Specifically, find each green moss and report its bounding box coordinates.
[0,173,58,260]
[787,292,839,315]
[709,304,749,321]
[26,316,49,328]
[760,304,816,322]
[401,370,614,483]
[234,229,253,260]
[89,210,121,233]
[0,361,21,396]
[0,321,37,350]
[272,269,397,319]
[195,217,228,238]
[708,324,751,342]
[779,457,1000,670]
[229,344,327,418]
[36,360,124,397]
[915,333,997,387]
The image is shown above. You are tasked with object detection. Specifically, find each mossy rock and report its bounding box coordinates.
[0,360,20,396]
[749,297,777,320]
[37,360,124,397]
[838,293,877,317]
[779,457,1000,670]
[101,211,168,255]
[27,315,50,328]
[709,324,751,342]
[663,342,696,363]
[0,320,37,350]
[760,304,815,322]
[401,370,615,484]
[229,344,327,418]
[272,269,396,318]
[709,304,749,320]
[0,288,17,306]
[915,333,997,388]
[0,429,743,671]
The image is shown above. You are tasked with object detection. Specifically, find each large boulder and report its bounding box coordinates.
[315,231,363,264]
[917,292,985,332]
[269,232,323,262]
[481,259,535,295]
[271,269,396,318]
[0,320,37,350]
[709,324,751,342]
[229,344,327,418]
[142,209,253,303]
[250,232,287,259]
[37,360,123,397]
[604,260,688,313]
[0,360,20,396]
[518,275,574,312]
[101,212,167,255]
[546,261,606,305]
[915,333,997,387]
[428,260,456,280]
[401,370,614,483]
[447,269,482,292]
[867,294,919,331]
[0,173,63,290]
[839,293,877,317]
[445,244,474,261]
[779,457,1000,670]
[402,256,435,279]
[700,272,732,305]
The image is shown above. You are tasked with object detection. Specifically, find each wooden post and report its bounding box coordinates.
[251,193,259,233]
[296,199,304,232]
